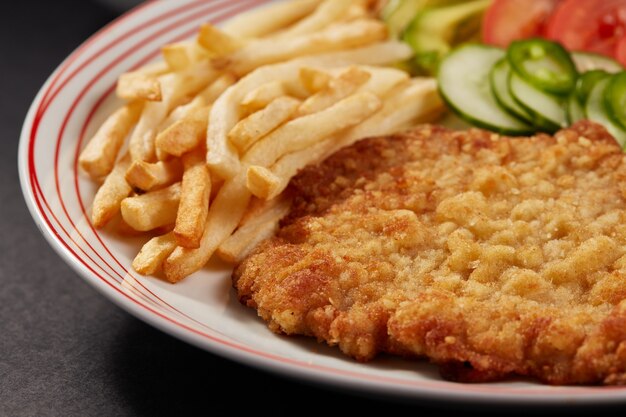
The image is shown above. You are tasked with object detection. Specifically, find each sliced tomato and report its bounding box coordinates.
[482,0,561,47]
[546,0,626,58]
[616,36,626,66]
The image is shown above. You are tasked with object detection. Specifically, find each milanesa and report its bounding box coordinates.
[234,122,626,385]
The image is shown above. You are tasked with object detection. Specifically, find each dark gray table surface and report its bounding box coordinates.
[1,1,623,416]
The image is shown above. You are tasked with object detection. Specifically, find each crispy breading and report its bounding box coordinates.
[234,122,626,385]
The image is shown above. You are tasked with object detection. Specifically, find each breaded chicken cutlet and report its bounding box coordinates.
[234,121,626,385]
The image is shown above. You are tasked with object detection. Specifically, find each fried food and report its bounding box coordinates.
[234,121,626,385]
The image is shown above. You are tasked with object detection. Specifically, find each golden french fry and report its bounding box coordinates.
[308,41,413,67]
[221,0,322,39]
[207,55,360,179]
[227,19,388,75]
[340,1,369,22]
[297,66,370,116]
[273,0,353,39]
[155,105,210,157]
[199,72,237,104]
[132,232,178,275]
[163,173,251,282]
[261,79,443,199]
[197,23,243,56]
[240,81,288,115]
[124,158,183,191]
[129,61,219,162]
[299,67,332,93]
[116,62,169,101]
[120,182,181,231]
[246,165,280,199]
[354,66,410,97]
[92,154,132,228]
[174,149,211,249]
[229,96,301,151]
[162,41,210,71]
[217,196,291,263]
[79,101,143,179]
[243,91,381,167]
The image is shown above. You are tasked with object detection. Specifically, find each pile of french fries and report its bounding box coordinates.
[79,0,443,283]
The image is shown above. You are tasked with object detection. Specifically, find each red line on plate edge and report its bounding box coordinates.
[53,0,262,324]
[30,1,239,312]
[25,0,626,398]
[37,0,210,117]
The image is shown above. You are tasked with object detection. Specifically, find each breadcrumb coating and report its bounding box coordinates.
[234,122,626,385]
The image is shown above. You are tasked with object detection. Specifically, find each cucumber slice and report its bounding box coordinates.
[572,51,623,73]
[490,58,533,123]
[576,70,611,104]
[438,44,534,135]
[567,93,585,124]
[604,72,626,130]
[403,0,490,74]
[509,73,567,133]
[586,77,626,148]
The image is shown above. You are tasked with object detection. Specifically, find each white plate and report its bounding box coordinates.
[18,0,626,405]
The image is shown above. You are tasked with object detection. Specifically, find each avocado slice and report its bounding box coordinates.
[382,0,463,38]
[402,0,491,74]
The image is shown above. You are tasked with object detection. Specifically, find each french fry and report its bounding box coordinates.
[120,182,181,231]
[208,58,363,179]
[243,91,381,167]
[163,173,251,282]
[174,149,211,249]
[199,72,237,104]
[79,101,143,179]
[273,0,353,39]
[299,67,332,93]
[221,0,322,39]
[155,105,210,157]
[227,19,388,75]
[132,232,178,275]
[246,165,280,199]
[217,196,291,263]
[355,66,410,97]
[116,62,169,101]
[129,61,219,162]
[297,66,370,116]
[260,79,444,199]
[240,81,288,115]
[162,41,210,71]
[229,96,301,151]
[308,41,413,67]
[197,23,244,56]
[124,158,183,191]
[154,73,232,137]
[92,154,132,228]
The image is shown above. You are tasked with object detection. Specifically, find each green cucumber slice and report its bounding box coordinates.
[507,39,578,95]
[604,72,626,130]
[490,58,533,123]
[586,77,626,148]
[438,44,534,135]
[572,52,623,73]
[509,73,566,133]
[567,93,585,124]
[576,70,611,104]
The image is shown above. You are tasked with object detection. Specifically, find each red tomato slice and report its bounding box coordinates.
[616,36,626,66]
[482,0,561,47]
[546,0,626,58]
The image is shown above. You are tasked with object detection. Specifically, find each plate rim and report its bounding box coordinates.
[17,0,626,405]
